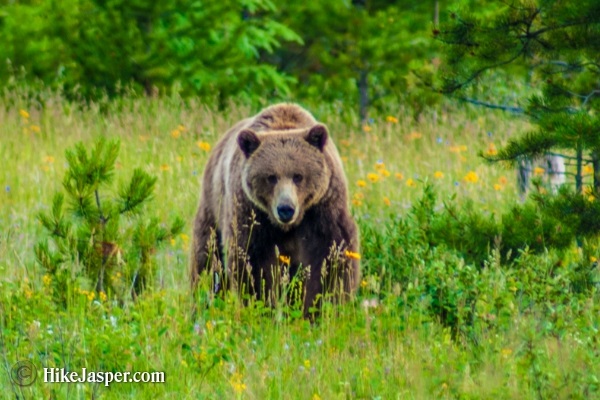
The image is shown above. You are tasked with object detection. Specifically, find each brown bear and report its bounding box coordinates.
[191,103,360,316]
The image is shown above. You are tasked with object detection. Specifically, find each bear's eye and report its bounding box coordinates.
[293,174,303,184]
[267,175,278,184]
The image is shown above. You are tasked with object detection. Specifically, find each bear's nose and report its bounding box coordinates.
[277,205,295,223]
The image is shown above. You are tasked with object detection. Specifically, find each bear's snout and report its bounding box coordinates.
[277,205,295,223]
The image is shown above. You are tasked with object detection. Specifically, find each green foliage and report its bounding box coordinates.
[430,0,600,266]
[35,138,183,305]
[268,1,442,118]
[360,184,597,333]
[0,0,301,102]
[435,0,600,193]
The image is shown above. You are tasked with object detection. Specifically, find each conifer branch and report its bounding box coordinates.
[582,90,600,107]
[458,97,524,113]
[441,50,526,93]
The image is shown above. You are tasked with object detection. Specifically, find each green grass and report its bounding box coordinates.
[1,90,598,399]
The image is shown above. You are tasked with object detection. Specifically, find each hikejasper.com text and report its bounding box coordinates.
[44,368,165,387]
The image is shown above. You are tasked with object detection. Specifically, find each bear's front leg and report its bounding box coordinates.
[191,205,223,290]
[301,210,360,317]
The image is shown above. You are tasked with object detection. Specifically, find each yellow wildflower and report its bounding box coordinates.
[434,171,444,179]
[498,176,508,185]
[375,162,386,171]
[501,348,513,358]
[230,372,247,394]
[312,394,322,400]
[386,116,398,123]
[170,129,181,139]
[383,196,391,206]
[460,145,467,152]
[160,164,170,171]
[406,178,416,187]
[180,233,190,250]
[42,274,52,286]
[360,279,368,288]
[367,173,379,183]
[379,169,391,177]
[584,165,594,174]
[30,125,41,133]
[345,250,361,260]
[533,167,545,176]
[19,109,30,119]
[44,156,55,164]
[362,125,372,133]
[464,171,479,183]
[197,141,211,152]
[279,255,291,265]
[87,291,96,301]
[486,143,498,156]
[304,359,311,368]
[177,124,186,132]
[352,199,363,206]
[99,291,107,302]
[590,256,597,263]
[494,184,503,191]
[408,131,422,140]
[354,192,364,200]
[357,180,367,188]
[395,172,404,180]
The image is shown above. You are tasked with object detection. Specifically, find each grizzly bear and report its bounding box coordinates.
[191,103,360,315]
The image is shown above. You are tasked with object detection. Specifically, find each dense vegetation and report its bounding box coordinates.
[1,0,599,398]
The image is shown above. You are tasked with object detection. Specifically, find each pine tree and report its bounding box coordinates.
[35,138,184,305]
[433,0,600,241]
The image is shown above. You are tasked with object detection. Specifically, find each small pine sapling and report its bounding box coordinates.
[35,138,184,305]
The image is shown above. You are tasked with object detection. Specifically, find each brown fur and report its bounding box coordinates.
[191,103,360,316]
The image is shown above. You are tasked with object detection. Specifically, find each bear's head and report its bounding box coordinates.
[238,124,331,231]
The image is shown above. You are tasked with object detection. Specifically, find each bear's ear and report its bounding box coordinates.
[238,129,261,158]
[305,124,328,151]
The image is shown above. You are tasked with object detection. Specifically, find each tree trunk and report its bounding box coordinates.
[433,0,439,25]
[358,69,369,124]
[593,151,600,194]
[575,143,583,194]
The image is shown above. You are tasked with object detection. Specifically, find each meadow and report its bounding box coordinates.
[1,90,598,399]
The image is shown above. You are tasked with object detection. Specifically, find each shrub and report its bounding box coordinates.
[35,138,184,305]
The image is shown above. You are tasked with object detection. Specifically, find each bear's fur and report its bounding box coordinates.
[191,103,359,315]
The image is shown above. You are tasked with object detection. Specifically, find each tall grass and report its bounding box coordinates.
[1,89,598,399]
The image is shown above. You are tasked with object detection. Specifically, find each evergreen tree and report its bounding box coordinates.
[435,0,600,191]
[433,0,600,241]
[35,138,184,305]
